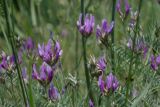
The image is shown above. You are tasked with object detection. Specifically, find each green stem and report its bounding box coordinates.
[98,93,102,106]
[85,0,92,13]
[2,0,27,106]
[28,60,35,107]
[75,30,79,78]
[81,0,94,101]
[111,0,116,72]
[125,0,143,105]
[82,37,93,100]
[72,88,75,107]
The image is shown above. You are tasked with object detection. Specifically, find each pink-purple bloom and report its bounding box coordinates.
[89,99,94,107]
[48,83,60,101]
[97,57,107,73]
[150,54,160,71]
[0,51,15,71]
[127,38,148,58]
[98,75,105,92]
[38,39,62,65]
[106,73,119,92]
[98,73,119,94]
[116,0,131,20]
[96,19,114,44]
[32,62,54,86]
[24,37,35,53]
[77,14,95,36]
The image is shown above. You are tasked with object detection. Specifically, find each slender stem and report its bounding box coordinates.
[75,29,79,104]
[82,37,94,100]
[28,60,35,107]
[71,88,75,107]
[2,0,27,106]
[85,0,92,13]
[81,0,94,101]
[98,93,102,106]
[75,30,79,78]
[81,0,84,23]
[111,0,116,72]
[125,0,143,105]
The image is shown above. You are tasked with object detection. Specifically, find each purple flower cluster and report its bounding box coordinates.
[95,56,119,94]
[77,14,114,47]
[19,37,36,59]
[0,51,15,72]
[19,37,35,55]
[77,14,95,36]
[48,83,60,101]
[96,56,107,73]
[24,37,35,53]
[96,19,114,44]
[127,38,148,58]
[32,38,62,100]
[38,39,62,65]
[150,54,160,71]
[32,62,54,86]
[116,0,131,20]
[98,73,119,94]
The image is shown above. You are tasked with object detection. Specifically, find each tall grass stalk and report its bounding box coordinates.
[125,0,143,105]
[81,0,94,102]
[2,0,27,106]
[111,0,116,72]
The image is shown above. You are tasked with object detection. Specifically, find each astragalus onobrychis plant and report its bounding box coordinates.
[0,0,160,107]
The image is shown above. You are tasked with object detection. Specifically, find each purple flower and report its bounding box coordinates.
[0,51,15,71]
[24,37,35,52]
[97,57,107,73]
[98,76,105,93]
[106,73,119,92]
[98,73,119,94]
[116,0,131,19]
[127,38,148,58]
[125,0,130,16]
[38,39,62,65]
[32,62,54,86]
[0,64,2,70]
[156,55,160,65]
[21,37,36,58]
[77,14,95,36]
[143,46,148,59]
[48,83,60,101]
[89,99,94,107]
[150,54,160,71]
[116,0,122,16]
[54,41,63,63]
[96,19,114,43]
